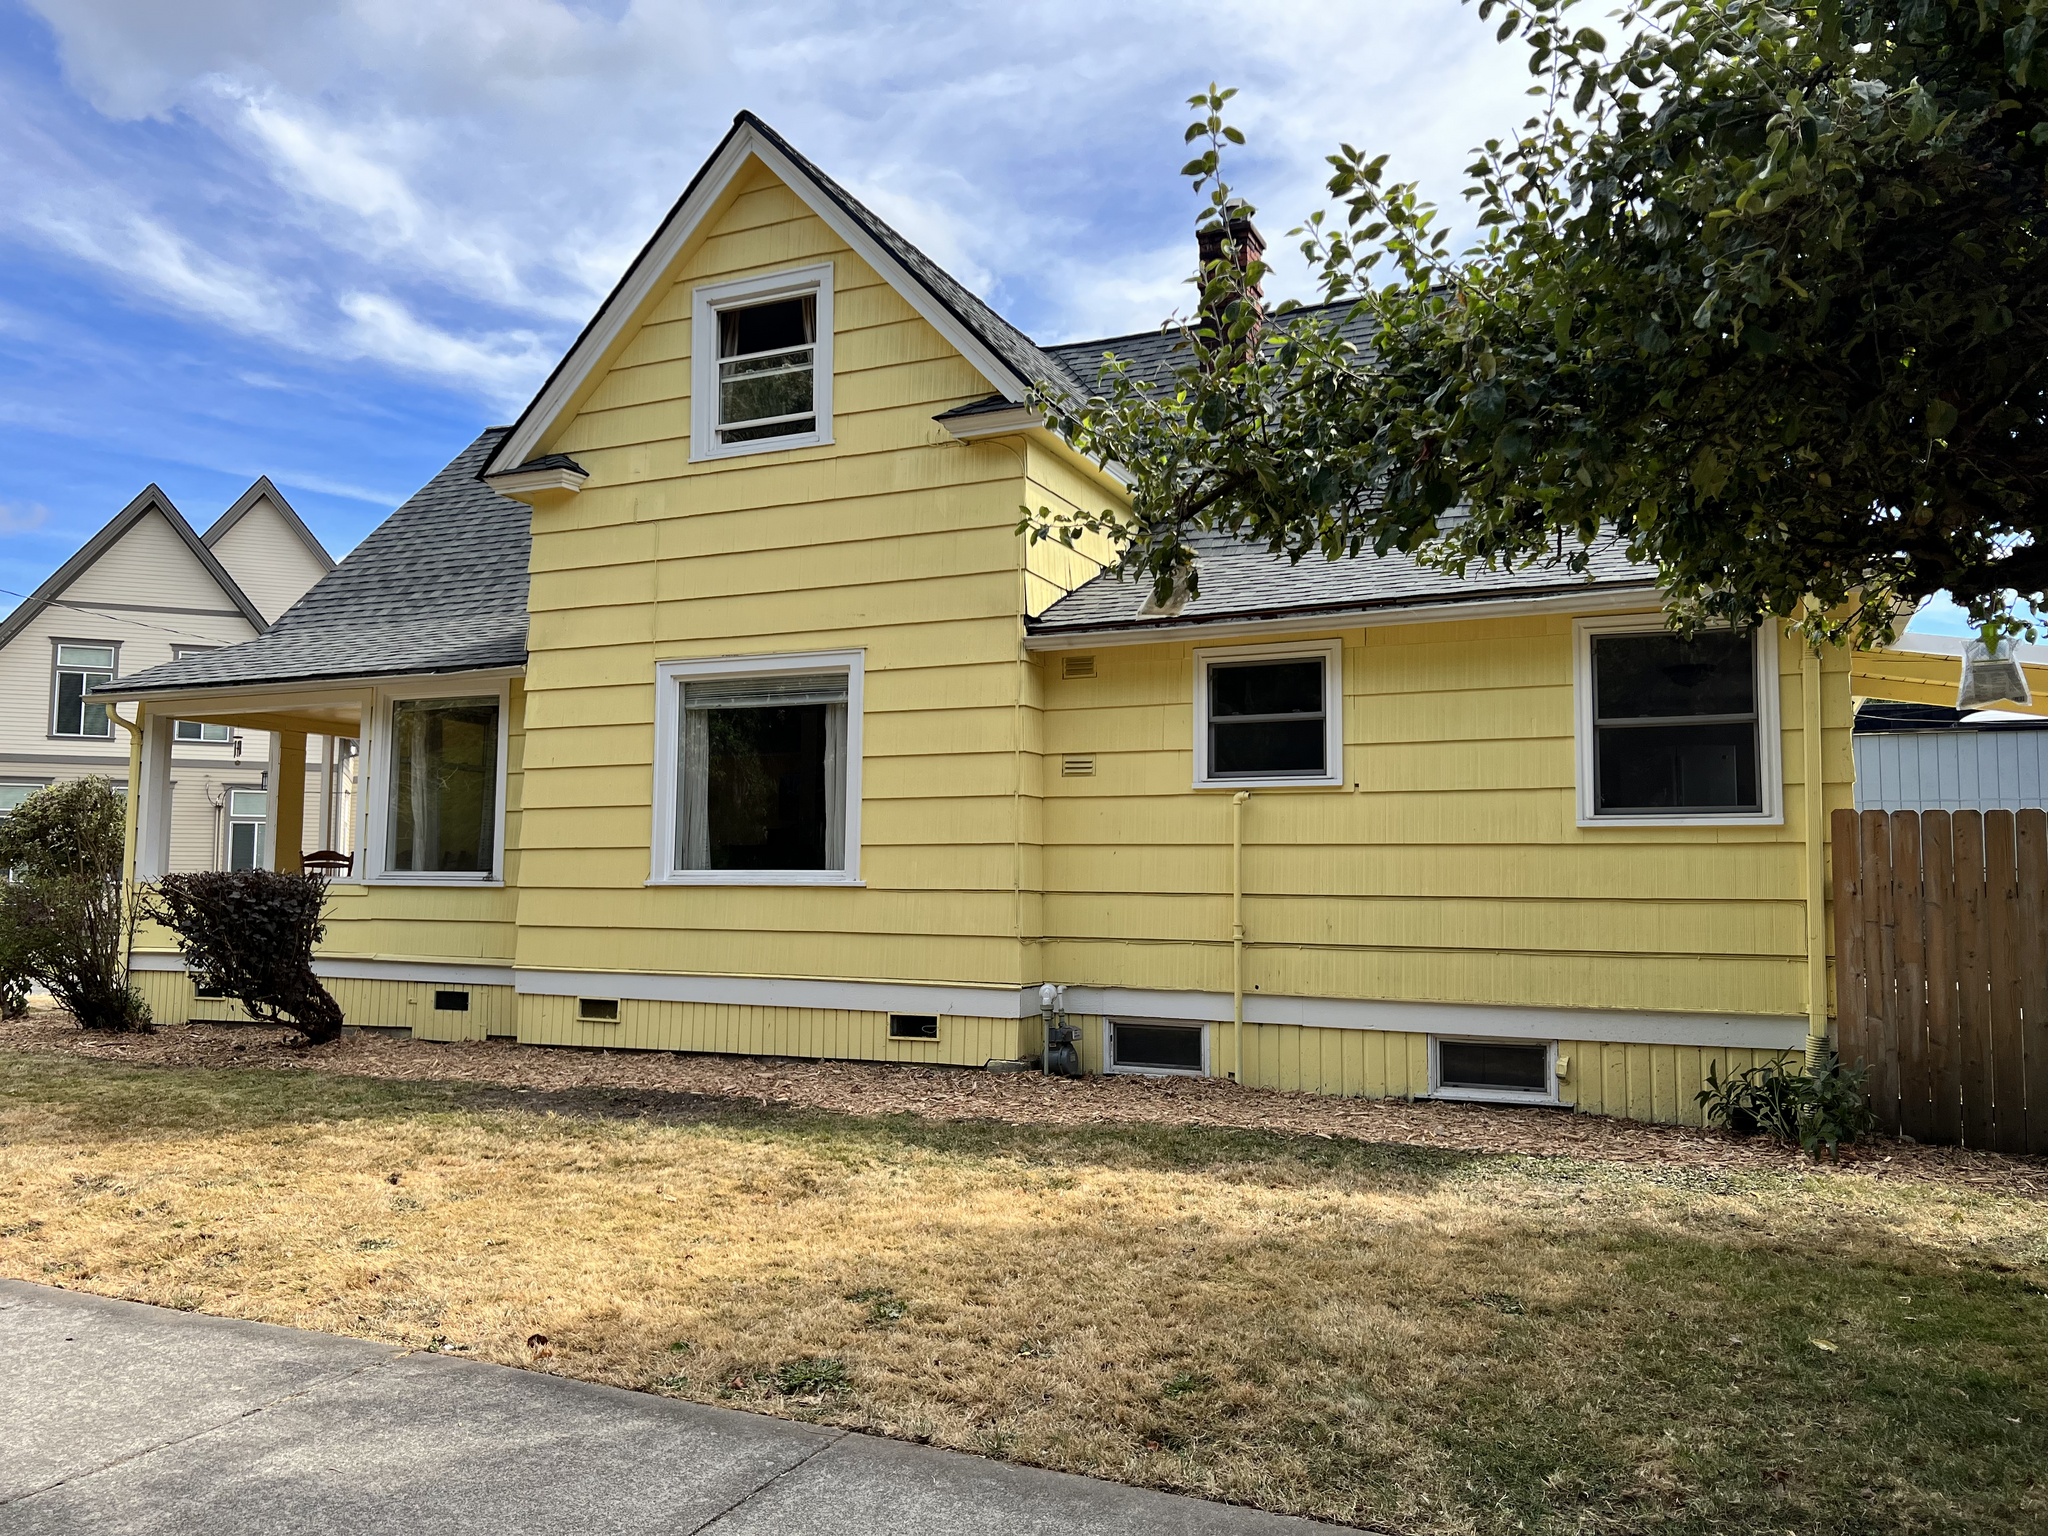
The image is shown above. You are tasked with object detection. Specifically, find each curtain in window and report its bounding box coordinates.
[677,672,848,872]
[822,700,846,869]
[678,701,710,870]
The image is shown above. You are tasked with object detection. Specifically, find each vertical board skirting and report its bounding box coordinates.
[1831,806,2045,1150]
[125,963,510,1040]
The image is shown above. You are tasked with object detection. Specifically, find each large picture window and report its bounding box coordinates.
[1192,640,1343,787]
[691,264,833,461]
[1574,617,1781,825]
[52,644,116,738]
[652,651,863,885]
[386,696,501,876]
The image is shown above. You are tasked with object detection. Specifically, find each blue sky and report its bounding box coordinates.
[0,0,1979,634]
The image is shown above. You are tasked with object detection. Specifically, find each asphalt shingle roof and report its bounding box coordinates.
[1028,528,1657,637]
[106,429,531,696]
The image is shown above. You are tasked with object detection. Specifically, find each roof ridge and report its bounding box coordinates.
[201,476,337,572]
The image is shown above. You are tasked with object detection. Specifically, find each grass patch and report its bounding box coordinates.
[2,1049,2045,1532]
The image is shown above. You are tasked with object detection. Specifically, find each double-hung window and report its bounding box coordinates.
[691,264,834,460]
[227,789,266,870]
[1192,640,1343,787]
[651,651,863,884]
[51,644,115,738]
[1574,617,1782,824]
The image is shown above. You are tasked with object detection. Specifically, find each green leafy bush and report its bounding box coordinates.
[148,870,343,1044]
[1696,1054,1875,1160]
[0,778,151,1031]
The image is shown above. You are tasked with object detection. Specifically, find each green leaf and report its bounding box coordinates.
[1928,399,1958,438]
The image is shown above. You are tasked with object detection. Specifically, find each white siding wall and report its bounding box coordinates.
[1852,730,2048,812]
[207,499,331,623]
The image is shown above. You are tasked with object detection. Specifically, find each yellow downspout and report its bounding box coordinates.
[1801,638,1831,1073]
[1232,790,1249,1084]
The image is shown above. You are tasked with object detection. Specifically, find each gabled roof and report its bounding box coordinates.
[201,476,337,572]
[1026,528,1659,644]
[482,111,1087,481]
[0,484,271,655]
[107,430,530,696]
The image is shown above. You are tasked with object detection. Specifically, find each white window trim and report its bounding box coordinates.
[359,678,510,887]
[1572,613,1784,828]
[648,648,865,887]
[1192,637,1344,789]
[1428,1036,1559,1105]
[1104,1016,1210,1077]
[50,638,119,741]
[690,262,835,463]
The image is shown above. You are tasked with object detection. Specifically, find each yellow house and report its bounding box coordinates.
[102,113,1932,1125]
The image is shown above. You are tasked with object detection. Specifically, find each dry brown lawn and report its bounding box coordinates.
[3,1022,2046,1534]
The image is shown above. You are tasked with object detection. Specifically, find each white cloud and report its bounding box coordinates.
[0,501,52,534]
[335,293,549,407]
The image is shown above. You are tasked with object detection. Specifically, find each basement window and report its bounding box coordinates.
[433,990,470,1012]
[1430,1038,1556,1104]
[1107,1018,1206,1076]
[692,264,834,461]
[888,1014,939,1040]
[1193,640,1342,787]
[651,651,864,886]
[1574,617,1782,825]
[577,998,620,1023]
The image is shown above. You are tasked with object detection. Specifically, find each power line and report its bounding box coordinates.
[0,587,257,648]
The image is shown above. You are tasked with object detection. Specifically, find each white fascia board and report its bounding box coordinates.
[483,466,589,496]
[486,123,1031,477]
[939,405,1044,440]
[1022,584,1664,651]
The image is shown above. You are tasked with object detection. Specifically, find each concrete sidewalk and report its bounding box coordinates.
[0,1281,1329,1534]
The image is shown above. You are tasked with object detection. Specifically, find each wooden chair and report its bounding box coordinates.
[300,849,355,878]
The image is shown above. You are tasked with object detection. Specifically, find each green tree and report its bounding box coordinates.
[1030,1,2048,648]
[0,778,152,1031]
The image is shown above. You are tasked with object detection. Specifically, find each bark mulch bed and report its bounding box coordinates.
[5,1006,2042,1196]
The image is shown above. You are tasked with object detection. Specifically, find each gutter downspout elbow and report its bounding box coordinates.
[1232,791,1249,1085]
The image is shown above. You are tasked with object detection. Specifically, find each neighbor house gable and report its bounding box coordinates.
[201,478,336,625]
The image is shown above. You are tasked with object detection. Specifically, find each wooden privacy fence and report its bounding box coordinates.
[1831,808,2047,1153]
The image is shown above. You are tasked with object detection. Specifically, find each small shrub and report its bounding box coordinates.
[1696,1053,1875,1159]
[0,778,151,1032]
[148,870,343,1043]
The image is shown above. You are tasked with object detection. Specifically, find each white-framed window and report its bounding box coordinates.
[649,649,864,886]
[1573,614,1783,826]
[361,681,509,884]
[171,647,231,742]
[1192,638,1344,788]
[1106,1017,1208,1077]
[51,643,117,738]
[690,263,834,461]
[1429,1036,1558,1104]
[227,788,267,871]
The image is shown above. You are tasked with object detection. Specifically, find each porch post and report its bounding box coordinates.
[134,711,175,881]
[1801,636,1831,1072]
[272,731,308,875]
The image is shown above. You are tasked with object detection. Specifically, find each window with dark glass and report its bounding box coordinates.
[1437,1039,1549,1094]
[677,673,847,871]
[1207,658,1326,777]
[1110,1020,1204,1073]
[52,645,115,737]
[387,697,500,874]
[717,296,817,445]
[227,788,266,870]
[1591,631,1760,815]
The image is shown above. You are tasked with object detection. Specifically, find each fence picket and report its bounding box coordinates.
[1892,812,1932,1141]
[1832,808,1866,1084]
[1954,811,1995,1150]
[1921,811,1963,1145]
[2018,809,2048,1156]
[1862,810,1901,1133]
[1987,812,2029,1154]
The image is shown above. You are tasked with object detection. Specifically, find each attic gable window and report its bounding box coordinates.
[691,264,834,462]
[1573,616,1783,826]
[52,644,116,739]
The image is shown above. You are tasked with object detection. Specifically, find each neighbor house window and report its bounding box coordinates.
[384,696,501,876]
[51,644,116,738]
[651,651,863,885]
[0,782,44,820]
[1574,617,1781,824]
[691,264,834,461]
[1430,1037,1557,1104]
[172,647,231,742]
[227,788,266,870]
[1192,639,1343,787]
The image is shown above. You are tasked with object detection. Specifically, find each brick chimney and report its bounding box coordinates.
[1197,207,1266,301]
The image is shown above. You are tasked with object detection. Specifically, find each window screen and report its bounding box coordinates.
[1111,1020,1204,1072]
[1207,658,1326,777]
[718,296,817,444]
[1591,631,1760,814]
[1437,1039,1549,1093]
[53,645,115,738]
[387,697,500,874]
[676,673,848,872]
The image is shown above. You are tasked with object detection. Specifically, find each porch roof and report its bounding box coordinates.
[99,429,530,699]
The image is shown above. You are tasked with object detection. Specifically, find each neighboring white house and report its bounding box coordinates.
[0,479,343,869]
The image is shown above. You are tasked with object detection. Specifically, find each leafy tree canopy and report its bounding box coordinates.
[1030,0,2048,648]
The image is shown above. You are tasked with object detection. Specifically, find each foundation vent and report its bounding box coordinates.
[1062,654,1096,679]
[1061,756,1096,777]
